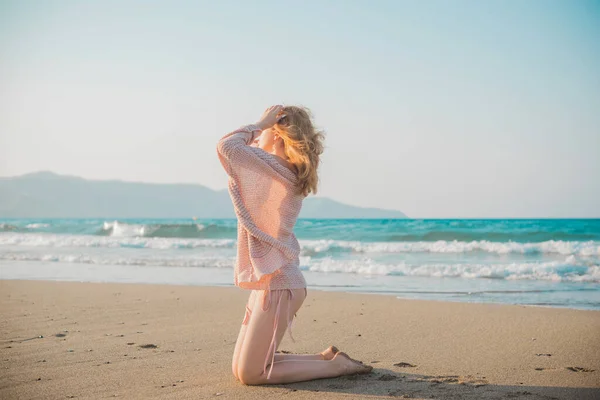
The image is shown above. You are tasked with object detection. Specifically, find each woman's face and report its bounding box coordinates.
[253,128,277,151]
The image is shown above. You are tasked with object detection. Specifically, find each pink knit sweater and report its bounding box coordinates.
[217,124,307,291]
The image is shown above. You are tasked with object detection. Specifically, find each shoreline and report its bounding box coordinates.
[2,279,599,399]
[0,276,600,312]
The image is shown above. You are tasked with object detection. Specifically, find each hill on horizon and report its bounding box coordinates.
[0,171,408,219]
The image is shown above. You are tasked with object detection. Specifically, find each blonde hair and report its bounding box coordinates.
[274,106,325,196]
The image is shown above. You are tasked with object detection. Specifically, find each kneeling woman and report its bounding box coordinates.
[217,105,372,385]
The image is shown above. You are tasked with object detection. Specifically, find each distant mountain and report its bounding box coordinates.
[299,197,406,219]
[0,171,407,219]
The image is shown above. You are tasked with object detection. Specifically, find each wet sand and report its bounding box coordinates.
[1,279,599,399]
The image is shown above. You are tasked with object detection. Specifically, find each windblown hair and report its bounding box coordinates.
[275,106,325,196]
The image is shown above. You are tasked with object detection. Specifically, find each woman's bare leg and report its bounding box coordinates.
[232,294,336,379]
[262,351,371,384]
[232,324,248,380]
[236,290,371,385]
[232,291,256,380]
[273,345,339,362]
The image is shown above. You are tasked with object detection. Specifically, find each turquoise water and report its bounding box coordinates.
[1,218,599,309]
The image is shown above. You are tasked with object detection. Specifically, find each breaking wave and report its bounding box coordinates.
[299,256,600,283]
[1,233,599,257]
[98,221,236,238]
[300,239,600,256]
[2,252,597,282]
[3,219,600,242]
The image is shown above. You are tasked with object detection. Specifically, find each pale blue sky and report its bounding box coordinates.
[1,0,599,218]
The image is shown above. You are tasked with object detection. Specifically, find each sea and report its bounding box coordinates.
[1,218,599,310]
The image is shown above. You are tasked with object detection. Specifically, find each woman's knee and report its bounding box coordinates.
[232,361,239,380]
[237,364,264,385]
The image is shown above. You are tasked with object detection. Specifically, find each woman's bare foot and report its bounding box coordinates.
[333,352,373,376]
[319,345,339,360]
[344,353,366,365]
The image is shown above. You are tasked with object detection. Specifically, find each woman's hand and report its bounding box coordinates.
[255,105,284,131]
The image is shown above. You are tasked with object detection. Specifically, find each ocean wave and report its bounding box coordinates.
[25,223,50,229]
[3,219,599,242]
[2,251,597,282]
[300,256,600,283]
[299,239,600,256]
[0,252,234,268]
[384,231,600,242]
[2,233,600,257]
[0,233,236,249]
[0,223,18,231]
[99,221,236,238]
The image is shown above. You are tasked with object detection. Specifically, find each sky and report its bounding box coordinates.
[0,0,599,218]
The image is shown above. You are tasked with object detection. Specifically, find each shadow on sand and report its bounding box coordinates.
[272,367,599,400]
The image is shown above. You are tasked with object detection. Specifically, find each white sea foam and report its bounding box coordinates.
[0,233,235,249]
[299,256,599,282]
[25,223,50,229]
[2,233,599,257]
[2,251,596,282]
[299,239,600,256]
[1,247,598,282]
[0,252,235,268]
[103,221,148,237]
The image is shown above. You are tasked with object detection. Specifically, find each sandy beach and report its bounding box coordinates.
[1,279,599,400]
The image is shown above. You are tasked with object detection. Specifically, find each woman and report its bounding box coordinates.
[217,105,373,385]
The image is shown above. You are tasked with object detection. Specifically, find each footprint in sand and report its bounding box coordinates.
[534,366,595,373]
[394,362,417,368]
[409,375,488,387]
[566,367,595,372]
